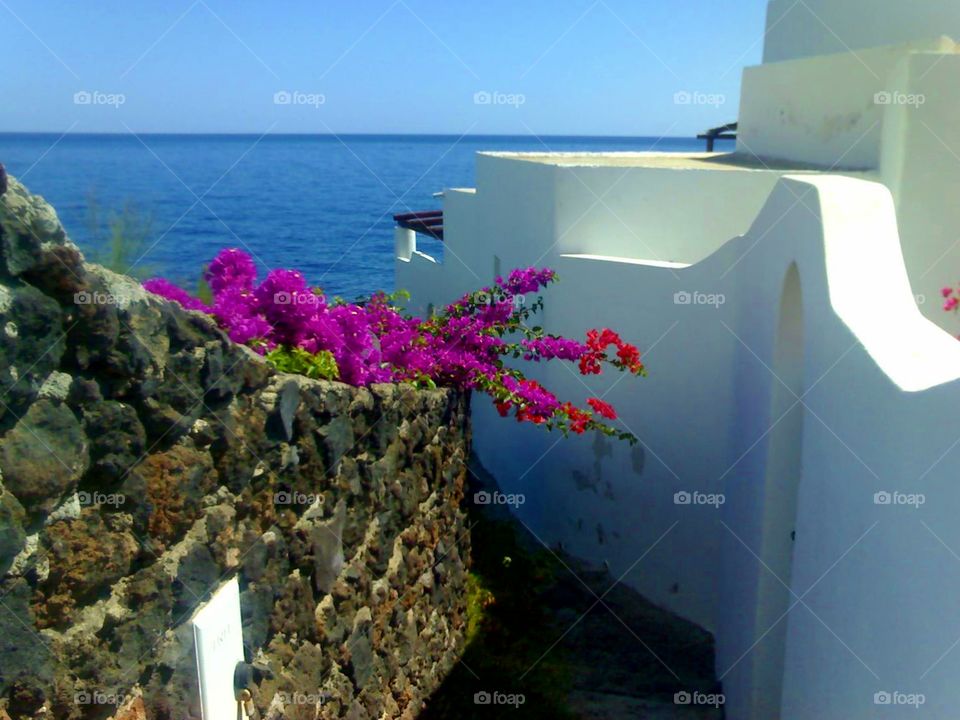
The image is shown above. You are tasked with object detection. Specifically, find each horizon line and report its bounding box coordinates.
[0,130,716,140]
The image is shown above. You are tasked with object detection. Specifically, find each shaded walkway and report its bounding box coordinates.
[420,457,723,719]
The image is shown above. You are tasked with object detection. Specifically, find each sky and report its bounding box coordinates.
[2,0,770,136]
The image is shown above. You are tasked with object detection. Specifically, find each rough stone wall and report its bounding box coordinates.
[0,173,471,720]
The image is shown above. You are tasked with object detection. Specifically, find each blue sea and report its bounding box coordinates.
[0,134,732,299]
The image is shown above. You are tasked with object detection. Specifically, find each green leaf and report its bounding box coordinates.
[265,346,340,380]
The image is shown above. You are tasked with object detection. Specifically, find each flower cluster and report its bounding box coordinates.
[144,249,645,442]
[943,286,960,313]
[141,278,211,313]
[579,328,644,375]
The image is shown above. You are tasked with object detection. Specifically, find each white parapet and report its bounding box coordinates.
[763,0,960,63]
[737,37,958,170]
[394,226,416,262]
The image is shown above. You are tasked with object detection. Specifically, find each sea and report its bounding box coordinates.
[0,134,733,299]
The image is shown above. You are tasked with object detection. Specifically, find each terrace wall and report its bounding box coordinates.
[0,174,471,720]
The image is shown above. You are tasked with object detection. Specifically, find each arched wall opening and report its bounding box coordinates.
[751,262,805,718]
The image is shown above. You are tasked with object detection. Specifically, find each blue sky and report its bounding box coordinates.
[2,0,769,136]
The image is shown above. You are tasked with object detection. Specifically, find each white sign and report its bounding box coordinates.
[191,577,245,720]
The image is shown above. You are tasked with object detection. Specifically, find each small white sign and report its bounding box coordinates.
[191,576,245,720]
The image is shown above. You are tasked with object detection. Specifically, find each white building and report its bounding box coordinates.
[395,2,960,717]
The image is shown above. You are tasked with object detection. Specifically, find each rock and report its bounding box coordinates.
[111,565,178,668]
[0,578,53,710]
[81,400,147,486]
[66,375,102,409]
[173,543,219,615]
[277,378,300,441]
[0,282,64,430]
[34,512,139,627]
[241,583,275,654]
[94,276,168,392]
[141,620,202,718]
[115,470,150,537]
[0,176,67,276]
[0,481,26,576]
[347,607,375,688]
[45,492,81,524]
[5,532,37,579]
[296,498,346,595]
[21,243,88,307]
[37,371,72,401]
[200,339,244,404]
[314,593,342,644]
[108,690,147,720]
[241,529,288,585]
[0,163,7,195]
[140,444,215,548]
[65,272,122,370]
[316,414,355,471]
[270,570,317,641]
[0,399,88,515]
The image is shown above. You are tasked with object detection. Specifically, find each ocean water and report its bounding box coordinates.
[0,134,733,299]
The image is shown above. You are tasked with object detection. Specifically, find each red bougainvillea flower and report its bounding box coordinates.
[578,354,602,376]
[560,403,593,434]
[616,343,643,374]
[587,398,617,420]
[577,328,644,377]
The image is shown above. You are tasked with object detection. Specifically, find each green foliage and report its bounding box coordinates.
[86,193,156,279]
[464,572,496,647]
[196,265,214,306]
[264,347,339,380]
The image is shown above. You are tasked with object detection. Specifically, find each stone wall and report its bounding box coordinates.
[0,172,472,720]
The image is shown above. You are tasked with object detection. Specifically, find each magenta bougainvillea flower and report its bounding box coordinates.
[943,286,960,313]
[142,278,212,313]
[204,247,257,293]
[144,248,646,442]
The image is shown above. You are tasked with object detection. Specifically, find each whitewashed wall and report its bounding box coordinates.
[880,52,960,332]
[548,159,782,264]
[763,0,960,63]
[396,154,960,718]
[737,36,960,334]
[737,39,957,170]
[393,8,960,714]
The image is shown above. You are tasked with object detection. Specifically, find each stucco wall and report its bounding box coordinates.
[393,2,960,715]
[763,0,960,63]
[743,176,960,720]
[550,162,782,264]
[396,154,801,314]
[737,40,959,169]
[397,151,960,718]
[880,52,960,332]
[737,37,960,333]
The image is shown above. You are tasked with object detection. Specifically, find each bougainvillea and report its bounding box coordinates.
[943,286,960,314]
[144,249,645,442]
